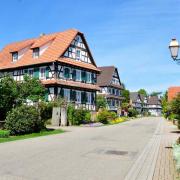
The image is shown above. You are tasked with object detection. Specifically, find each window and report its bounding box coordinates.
[28,69,34,77]
[76,91,81,103]
[64,89,70,102]
[40,67,46,79]
[76,49,81,59]
[33,48,39,58]
[12,52,18,62]
[87,92,91,104]
[86,72,91,83]
[64,67,70,79]
[76,70,81,81]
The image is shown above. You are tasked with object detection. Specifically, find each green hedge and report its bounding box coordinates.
[0,130,10,138]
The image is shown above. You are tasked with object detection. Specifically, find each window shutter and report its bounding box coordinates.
[24,69,28,74]
[60,88,64,97]
[70,90,76,101]
[64,68,70,79]
[81,71,87,83]
[72,69,76,81]
[91,92,94,104]
[93,74,97,84]
[46,67,49,79]
[82,92,87,104]
[45,90,48,101]
[34,67,39,79]
[91,73,94,83]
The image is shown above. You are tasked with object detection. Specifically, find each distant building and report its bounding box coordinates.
[130,92,162,116]
[147,96,162,116]
[168,86,180,102]
[130,92,143,113]
[97,66,124,112]
[130,92,148,114]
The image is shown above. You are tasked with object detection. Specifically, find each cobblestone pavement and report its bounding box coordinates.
[153,120,180,180]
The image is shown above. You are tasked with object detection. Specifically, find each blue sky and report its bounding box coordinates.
[0,0,180,93]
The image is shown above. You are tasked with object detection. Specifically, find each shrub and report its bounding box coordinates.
[39,101,53,121]
[96,95,107,110]
[67,105,91,125]
[128,108,139,117]
[67,104,76,125]
[173,143,180,171]
[97,109,117,124]
[0,130,10,138]
[5,105,46,135]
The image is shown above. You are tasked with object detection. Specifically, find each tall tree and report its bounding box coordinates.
[122,89,130,103]
[138,89,148,96]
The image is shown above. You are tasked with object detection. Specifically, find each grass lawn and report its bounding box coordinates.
[0,129,64,143]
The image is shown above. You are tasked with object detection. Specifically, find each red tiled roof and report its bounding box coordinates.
[41,79,100,91]
[0,29,99,72]
[57,57,100,72]
[168,86,180,101]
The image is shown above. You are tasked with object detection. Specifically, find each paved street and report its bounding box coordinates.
[0,117,162,180]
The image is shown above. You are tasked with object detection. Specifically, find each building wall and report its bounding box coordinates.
[168,86,180,102]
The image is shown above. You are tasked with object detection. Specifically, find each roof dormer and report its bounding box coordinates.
[32,47,40,58]
[12,51,18,62]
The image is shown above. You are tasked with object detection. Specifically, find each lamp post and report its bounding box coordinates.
[169,38,180,62]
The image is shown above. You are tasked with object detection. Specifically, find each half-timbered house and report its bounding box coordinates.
[97,66,124,112]
[0,29,100,110]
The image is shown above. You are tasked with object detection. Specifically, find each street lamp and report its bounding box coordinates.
[169,38,180,61]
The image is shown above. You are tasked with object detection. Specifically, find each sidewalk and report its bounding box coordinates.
[153,120,180,180]
[125,118,180,180]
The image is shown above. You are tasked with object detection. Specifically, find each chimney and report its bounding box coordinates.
[40,33,45,37]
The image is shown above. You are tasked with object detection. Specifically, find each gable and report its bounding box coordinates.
[111,68,121,85]
[63,34,93,64]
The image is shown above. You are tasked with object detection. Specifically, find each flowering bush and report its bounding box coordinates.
[108,117,128,125]
[96,109,117,124]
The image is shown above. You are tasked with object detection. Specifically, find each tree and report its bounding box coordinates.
[150,91,162,96]
[96,95,107,110]
[0,76,19,120]
[138,89,148,96]
[121,102,129,111]
[161,91,170,118]
[18,75,46,102]
[121,89,130,103]
[170,93,180,128]
[0,75,46,120]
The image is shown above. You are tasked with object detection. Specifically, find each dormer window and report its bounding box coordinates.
[12,52,18,62]
[33,48,39,58]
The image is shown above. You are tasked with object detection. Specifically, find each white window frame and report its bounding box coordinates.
[64,89,70,102]
[76,49,81,60]
[87,92,91,104]
[40,67,46,80]
[76,69,81,81]
[86,72,91,83]
[12,52,18,62]
[28,68,34,78]
[76,91,81,103]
